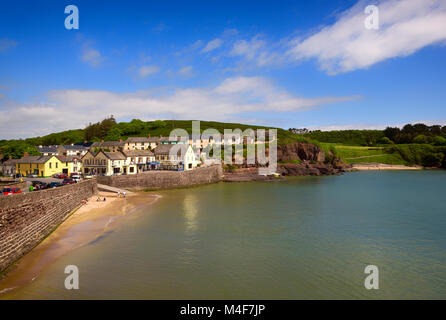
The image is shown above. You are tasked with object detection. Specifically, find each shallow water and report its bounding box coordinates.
[2,171,446,299]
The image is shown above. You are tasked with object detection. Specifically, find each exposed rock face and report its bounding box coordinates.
[223,142,351,181]
[278,163,343,176]
[277,142,325,163]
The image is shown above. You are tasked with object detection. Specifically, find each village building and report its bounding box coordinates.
[57,156,83,174]
[35,145,59,156]
[82,150,138,176]
[15,155,70,177]
[124,137,159,151]
[154,144,198,171]
[122,150,156,172]
[90,140,125,152]
[1,158,19,176]
[57,144,89,157]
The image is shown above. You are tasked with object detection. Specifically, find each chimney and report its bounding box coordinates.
[148,133,151,138]
[119,138,123,142]
[84,140,87,144]
[101,139,104,143]
[23,152,29,157]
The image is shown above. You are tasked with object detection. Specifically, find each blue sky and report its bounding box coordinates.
[1,0,446,139]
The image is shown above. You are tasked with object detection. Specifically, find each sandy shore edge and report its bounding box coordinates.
[352,163,423,170]
[0,190,161,297]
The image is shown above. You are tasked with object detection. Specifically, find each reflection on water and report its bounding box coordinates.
[183,193,199,236]
[2,171,446,299]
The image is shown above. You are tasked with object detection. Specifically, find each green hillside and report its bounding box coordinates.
[0,118,309,160]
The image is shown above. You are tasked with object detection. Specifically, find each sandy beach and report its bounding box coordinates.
[352,163,423,170]
[0,190,161,296]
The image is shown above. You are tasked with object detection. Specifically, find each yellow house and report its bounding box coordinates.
[16,155,68,177]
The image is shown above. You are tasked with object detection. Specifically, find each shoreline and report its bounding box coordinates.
[352,163,423,170]
[0,190,161,297]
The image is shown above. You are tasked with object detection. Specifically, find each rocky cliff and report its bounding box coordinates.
[224,142,350,181]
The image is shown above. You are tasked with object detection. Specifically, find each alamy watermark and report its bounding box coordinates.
[168,121,277,175]
[64,5,79,30]
[364,5,379,30]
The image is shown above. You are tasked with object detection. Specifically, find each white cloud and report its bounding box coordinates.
[81,48,102,67]
[178,66,193,76]
[0,38,18,53]
[201,38,223,53]
[138,65,160,78]
[0,77,358,139]
[230,36,266,60]
[287,0,446,74]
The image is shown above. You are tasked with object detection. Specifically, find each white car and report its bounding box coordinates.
[71,174,81,182]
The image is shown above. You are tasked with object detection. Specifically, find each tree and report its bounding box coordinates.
[383,127,400,141]
[433,136,446,146]
[104,127,122,141]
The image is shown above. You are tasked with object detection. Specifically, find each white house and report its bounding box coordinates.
[153,144,198,170]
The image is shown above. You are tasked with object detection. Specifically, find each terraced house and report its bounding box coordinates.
[82,150,137,176]
[154,144,198,170]
[15,155,69,177]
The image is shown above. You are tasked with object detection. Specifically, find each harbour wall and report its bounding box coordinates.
[96,164,223,190]
[0,179,97,273]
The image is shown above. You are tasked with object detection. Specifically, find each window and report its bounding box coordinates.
[49,162,52,169]
[56,162,58,168]
[130,167,134,173]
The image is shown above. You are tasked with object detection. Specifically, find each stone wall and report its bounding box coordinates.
[97,164,223,190]
[0,179,97,273]
[0,181,27,190]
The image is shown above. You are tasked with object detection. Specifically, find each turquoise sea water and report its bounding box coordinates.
[2,171,446,299]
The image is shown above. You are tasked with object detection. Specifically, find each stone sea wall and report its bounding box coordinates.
[0,179,97,273]
[97,164,223,190]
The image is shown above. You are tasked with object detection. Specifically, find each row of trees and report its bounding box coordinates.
[383,124,446,145]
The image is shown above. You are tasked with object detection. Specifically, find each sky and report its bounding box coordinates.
[0,0,446,139]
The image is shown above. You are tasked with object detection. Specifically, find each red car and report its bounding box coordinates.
[53,173,68,179]
[2,187,22,195]
[62,178,75,185]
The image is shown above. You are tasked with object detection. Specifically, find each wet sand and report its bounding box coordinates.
[352,163,423,170]
[0,191,161,296]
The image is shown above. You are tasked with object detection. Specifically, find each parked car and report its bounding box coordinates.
[2,187,22,195]
[32,181,49,190]
[27,173,38,178]
[52,173,68,179]
[48,182,63,188]
[71,174,81,182]
[62,178,76,185]
[14,173,24,179]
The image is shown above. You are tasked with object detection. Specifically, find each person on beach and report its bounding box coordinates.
[117,191,121,198]
[103,197,106,201]
[123,191,126,198]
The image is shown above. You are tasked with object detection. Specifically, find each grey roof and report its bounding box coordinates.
[91,141,125,148]
[36,146,58,153]
[154,144,189,156]
[126,137,151,143]
[104,152,126,160]
[123,150,154,157]
[16,155,54,164]
[2,158,19,165]
[56,156,80,162]
[61,145,88,151]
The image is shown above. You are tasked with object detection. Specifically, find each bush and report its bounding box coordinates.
[433,136,446,146]
[422,153,444,167]
[378,137,393,144]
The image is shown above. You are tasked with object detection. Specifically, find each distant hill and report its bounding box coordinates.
[0,119,309,160]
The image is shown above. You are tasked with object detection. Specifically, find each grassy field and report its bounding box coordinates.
[321,143,408,165]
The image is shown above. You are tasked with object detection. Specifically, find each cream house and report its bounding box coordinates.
[154,144,198,170]
[122,150,155,172]
[82,150,138,176]
[57,156,83,174]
